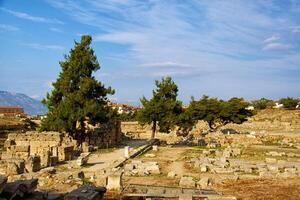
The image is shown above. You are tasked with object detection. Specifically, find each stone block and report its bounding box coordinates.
[152,145,158,151]
[65,185,106,200]
[76,153,90,166]
[197,177,211,189]
[40,149,51,167]
[6,159,25,175]
[25,156,41,173]
[267,164,279,172]
[265,158,277,164]
[14,145,30,152]
[179,176,195,188]
[200,165,208,172]
[106,173,122,191]
[49,156,58,166]
[167,171,177,178]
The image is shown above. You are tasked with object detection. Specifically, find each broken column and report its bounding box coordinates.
[106,172,123,191]
[124,146,130,158]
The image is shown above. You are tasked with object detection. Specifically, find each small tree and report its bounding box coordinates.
[41,35,115,143]
[187,96,253,131]
[187,95,222,130]
[137,77,182,139]
[279,97,299,110]
[252,98,274,110]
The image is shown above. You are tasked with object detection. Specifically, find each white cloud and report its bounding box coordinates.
[263,35,280,43]
[1,7,63,24]
[46,0,300,79]
[141,61,192,68]
[0,24,19,31]
[49,27,63,33]
[291,26,300,33]
[263,42,292,50]
[24,43,64,51]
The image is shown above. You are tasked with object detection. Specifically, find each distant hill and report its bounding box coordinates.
[0,91,47,116]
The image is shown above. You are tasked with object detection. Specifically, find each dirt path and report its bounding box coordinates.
[83,139,149,173]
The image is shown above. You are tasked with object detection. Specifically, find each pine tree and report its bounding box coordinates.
[137,77,182,139]
[41,35,114,143]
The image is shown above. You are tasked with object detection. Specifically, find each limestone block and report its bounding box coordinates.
[197,177,211,189]
[76,153,90,166]
[25,156,41,173]
[65,185,106,200]
[6,159,25,175]
[265,158,277,164]
[152,145,158,151]
[106,173,123,191]
[179,176,195,188]
[167,171,177,178]
[49,156,58,166]
[40,149,51,167]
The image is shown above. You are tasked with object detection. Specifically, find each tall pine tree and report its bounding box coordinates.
[41,35,114,142]
[138,77,182,139]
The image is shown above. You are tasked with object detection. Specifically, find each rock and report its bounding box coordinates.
[0,176,7,193]
[106,173,123,191]
[65,185,106,200]
[265,158,277,164]
[167,171,177,178]
[1,179,38,199]
[197,177,210,189]
[267,164,279,172]
[145,153,156,158]
[200,165,208,172]
[76,153,90,166]
[6,159,25,175]
[76,171,85,179]
[25,156,41,173]
[179,176,195,188]
[152,145,158,151]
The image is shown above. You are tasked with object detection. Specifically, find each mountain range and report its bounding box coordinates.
[0,91,47,116]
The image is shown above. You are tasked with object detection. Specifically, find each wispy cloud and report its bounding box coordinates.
[263,35,280,43]
[0,7,63,24]
[24,43,64,51]
[263,42,292,50]
[43,1,300,99]
[291,26,300,33]
[0,24,19,31]
[49,27,63,33]
[141,61,192,69]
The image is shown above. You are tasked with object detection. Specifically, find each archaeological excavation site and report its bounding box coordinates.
[0,108,300,200]
[2,3,300,198]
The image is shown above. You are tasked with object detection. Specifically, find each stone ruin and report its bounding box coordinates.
[0,131,77,175]
[0,175,107,200]
[86,121,122,148]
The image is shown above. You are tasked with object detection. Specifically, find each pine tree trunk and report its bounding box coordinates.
[151,120,156,139]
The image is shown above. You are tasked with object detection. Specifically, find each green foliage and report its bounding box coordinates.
[252,98,275,109]
[137,77,183,138]
[41,35,115,142]
[187,96,253,130]
[279,97,299,110]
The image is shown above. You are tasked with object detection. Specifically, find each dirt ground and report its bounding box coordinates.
[215,178,300,200]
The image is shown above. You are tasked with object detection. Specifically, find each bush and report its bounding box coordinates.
[252,98,274,109]
[279,97,299,110]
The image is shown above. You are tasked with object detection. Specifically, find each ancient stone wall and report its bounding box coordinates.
[86,121,122,148]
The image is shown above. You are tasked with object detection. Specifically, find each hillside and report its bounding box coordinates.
[0,91,47,115]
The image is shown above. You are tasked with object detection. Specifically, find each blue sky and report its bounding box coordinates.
[0,0,300,105]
